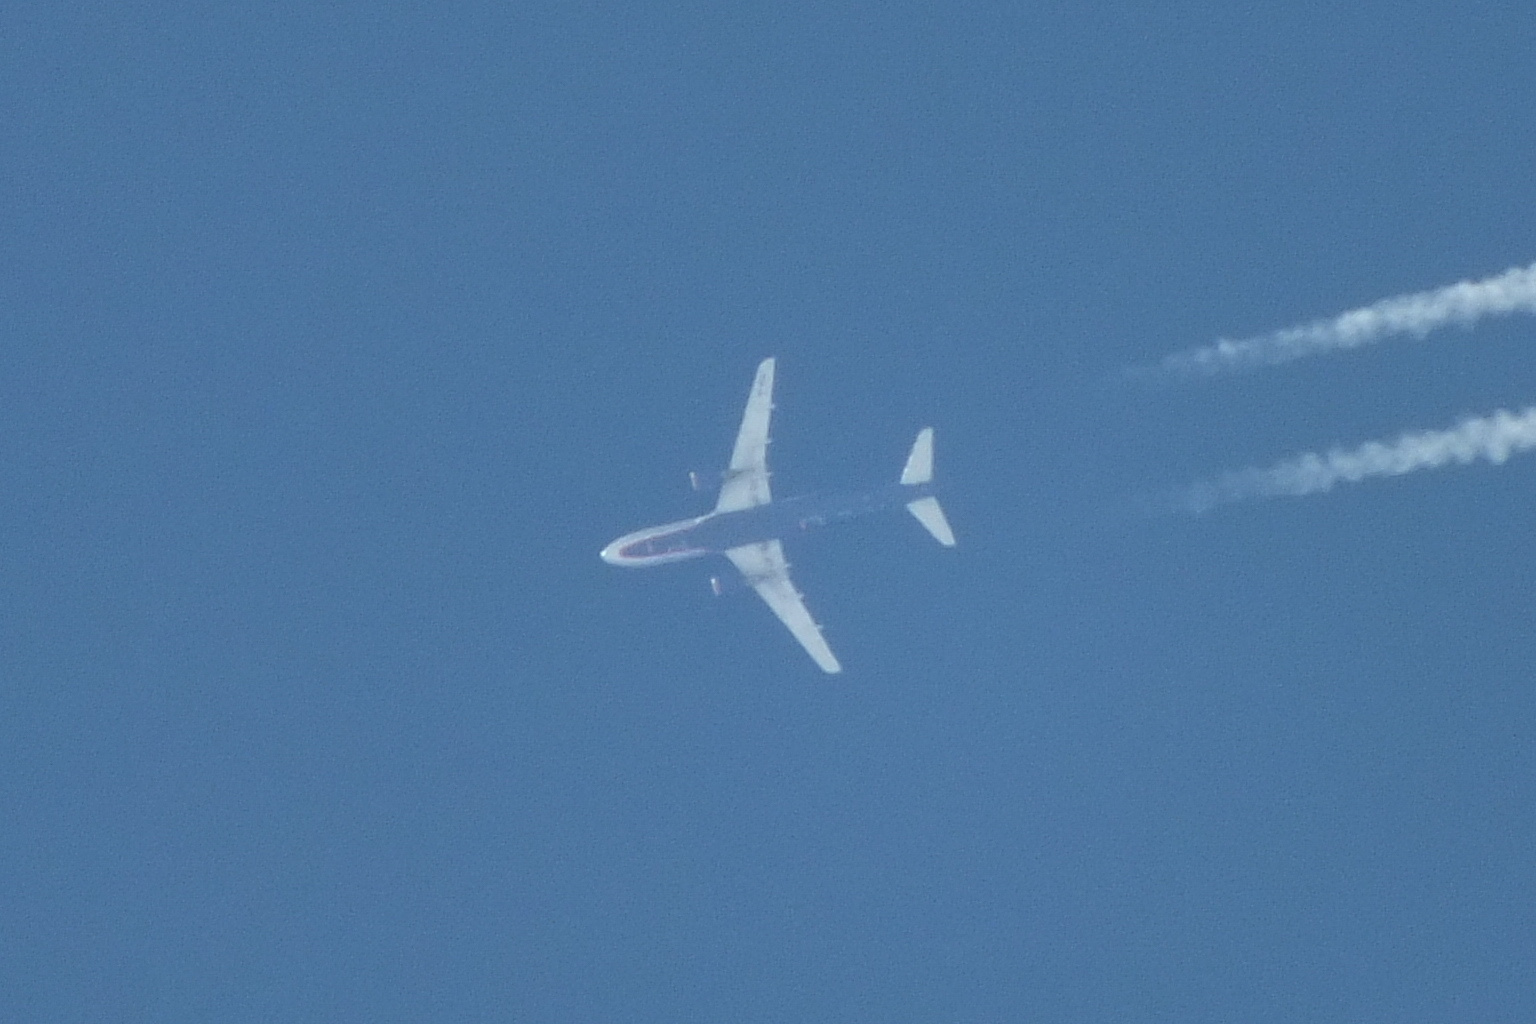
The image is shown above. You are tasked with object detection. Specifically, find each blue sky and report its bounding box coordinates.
[4,3,1535,1021]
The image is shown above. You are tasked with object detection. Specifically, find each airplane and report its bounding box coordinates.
[600,357,956,673]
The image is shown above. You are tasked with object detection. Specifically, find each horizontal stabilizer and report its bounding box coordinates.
[907,496,956,547]
[901,427,934,485]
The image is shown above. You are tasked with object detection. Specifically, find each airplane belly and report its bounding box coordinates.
[699,487,920,551]
[690,507,781,553]
[601,516,712,565]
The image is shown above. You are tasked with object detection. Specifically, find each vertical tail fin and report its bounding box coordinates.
[900,428,956,546]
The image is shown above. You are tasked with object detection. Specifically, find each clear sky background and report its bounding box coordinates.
[4,4,1535,1021]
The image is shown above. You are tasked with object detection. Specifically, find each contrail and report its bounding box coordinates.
[1168,406,1536,513]
[1151,261,1536,377]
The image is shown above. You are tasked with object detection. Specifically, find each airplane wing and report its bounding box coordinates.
[714,357,775,513]
[725,539,841,674]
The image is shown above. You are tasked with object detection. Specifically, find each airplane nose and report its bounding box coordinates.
[600,541,622,564]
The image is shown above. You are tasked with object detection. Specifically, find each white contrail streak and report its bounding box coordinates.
[1170,406,1536,513]
[1153,262,1536,376]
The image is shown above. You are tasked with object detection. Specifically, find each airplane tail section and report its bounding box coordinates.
[900,429,956,546]
[907,496,956,546]
[901,427,934,485]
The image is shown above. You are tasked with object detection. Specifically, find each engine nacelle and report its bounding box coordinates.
[689,470,720,492]
[710,575,741,597]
